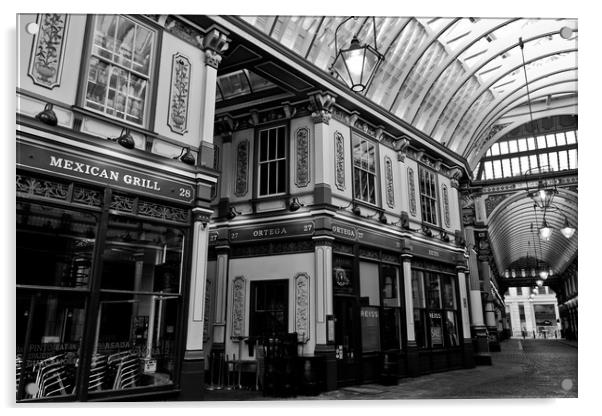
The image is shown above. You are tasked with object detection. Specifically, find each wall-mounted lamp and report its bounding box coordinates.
[174,147,196,165]
[378,211,387,224]
[289,197,304,212]
[422,225,433,237]
[108,128,135,149]
[35,103,58,126]
[352,204,361,216]
[226,206,241,220]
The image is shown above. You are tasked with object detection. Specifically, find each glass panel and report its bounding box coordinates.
[442,276,456,309]
[565,130,577,144]
[492,160,502,179]
[92,292,179,392]
[548,152,559,171]
[428,311,444,347]
[259,164,268,195]
[568,148,577,169]
[520,156,530,175]
[508,140,518,153]
[276,127,286,159]
[102,216,185,293]
[558,150,569,171]
[427,273,441,309]
[499,141,509,155]
[411,270,425,308]
[511,157,520,176]
[555,132,566,146]
[259,130,268,162]
[381,308,401,350]
[382,266,400,307]
[490,143,500,156]
[276,160,286,193]
[17,202,97,288]
[502,158,511,178]
[536,135,547,149]
[414,309,427,348]
[268,128,276,160]
[17,291,85,400]
[518,138,528,152]
[546,134,557,148]
[539,153,549,170]
[526,137,535,150]
[529,155,538,172]
[445,311,459,347]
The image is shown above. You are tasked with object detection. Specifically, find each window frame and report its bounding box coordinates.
[79,15,160,130]
[255,124,289,198]
[418,166,440,226]
[351,132,380,207]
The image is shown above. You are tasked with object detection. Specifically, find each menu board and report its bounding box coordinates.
[361,307,380,352]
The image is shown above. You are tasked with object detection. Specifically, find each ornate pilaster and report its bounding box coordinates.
[311,91,336,205]
[456,263,475,368]
[202,28,230,69]
[401,254,415,345]
[212,245,230,348]
[394,136,410,162]
[313,237,333,347]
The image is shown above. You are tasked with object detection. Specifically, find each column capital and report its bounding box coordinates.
[394,136,411,162]
[308,91,337,124]
[202,28,230,69]
[313,235,335,246]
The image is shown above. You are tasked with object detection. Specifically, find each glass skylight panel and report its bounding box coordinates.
[555,132,566,146]
[520,156,529,174]
[508,140,518,153]
[490,142,500,156]
[499,141,509,154]
[548,152,559,171]
[502,158,511,177]
[536,135,547,149]
[558,150,569,170]
[518,138,528,152]
[539,152,549,169]
[565,130,577,144]
[546,134,557,147]
[526,137,535,150]
[484,161,493,179]
[529,155,538,171]
[218,70,250,100]
[568,148,577,169]
[511,157,520,176]
[240,16,276,34]
[493,159,502,178]
[246,70,275,92]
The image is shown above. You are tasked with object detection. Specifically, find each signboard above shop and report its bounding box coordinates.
[17,142,195,204]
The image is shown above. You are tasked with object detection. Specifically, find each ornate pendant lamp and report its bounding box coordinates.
[331,17,384,92]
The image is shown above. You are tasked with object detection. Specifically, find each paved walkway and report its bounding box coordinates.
[203,339,577,401]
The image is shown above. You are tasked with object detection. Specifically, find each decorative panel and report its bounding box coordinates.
[294,273,310,342]
[442,184,451,227]
[234,140,249,197]
[334,131,345,191]
[231,276,246,337]
[295,127,310,187]
[28,14,69,89]
[407,167,417,216]
[384,156,395,208]
[167,53,191,134]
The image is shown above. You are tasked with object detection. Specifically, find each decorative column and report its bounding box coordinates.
[465,226,491,364]
[215,115,234,217]
[456,263,475,368]
[211,245,230,350]
[309,91,336,205]
[481,262,500,351]
[313,236,336,390]
[181,208,212,400]
[401,252,420,377]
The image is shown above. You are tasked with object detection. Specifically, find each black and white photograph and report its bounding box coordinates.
[7,1,595,412]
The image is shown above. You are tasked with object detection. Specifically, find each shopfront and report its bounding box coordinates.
[16,139,199,401]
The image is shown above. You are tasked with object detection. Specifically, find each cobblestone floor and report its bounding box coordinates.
[203,339,577,401]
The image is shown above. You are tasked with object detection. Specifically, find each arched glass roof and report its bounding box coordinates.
[240,16,578,165]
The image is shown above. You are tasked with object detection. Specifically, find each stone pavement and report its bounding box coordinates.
[202,339,577,401]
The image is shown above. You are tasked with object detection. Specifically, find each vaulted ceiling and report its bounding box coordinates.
[239,16,578,168]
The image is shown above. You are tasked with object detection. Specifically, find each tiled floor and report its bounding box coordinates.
[202,339,577,401]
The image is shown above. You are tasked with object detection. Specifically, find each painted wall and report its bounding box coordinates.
[225,252,315,360]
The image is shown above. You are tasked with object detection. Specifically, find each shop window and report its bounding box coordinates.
[381,265,401,350]
[352,133,377,205]
[16,292,86,400]
[333,255,354,295]
[249,280,289,338]
[92,292,179,392]
[17,202,97,288]
[418,167,438,225]
[412,269,459,349]
[84,15,155,126]
[359,262,380,306]
[101,216,185,293]
[257,126,287,196]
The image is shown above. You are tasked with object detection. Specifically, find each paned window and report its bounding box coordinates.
[84,15,155,126]
[250,280,289,338]
[419,167,438,225]
[352,134,377,204]
[258,126,287,196]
